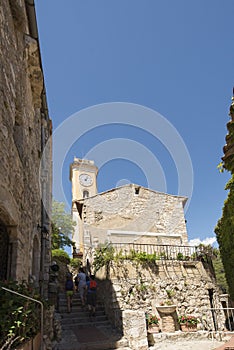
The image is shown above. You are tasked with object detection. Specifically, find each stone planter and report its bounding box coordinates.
[156,305,176,314]
[16,333,41,350]
[156,305,177,332]
[180,324,197,332]
[148,325,160,333]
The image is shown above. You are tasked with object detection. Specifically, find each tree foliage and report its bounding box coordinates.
[52,249,70,264]
[215,97,234,300]
[212,250,229,294]
[215,174,234,299]
[188,243,228,293]
[51,199,76,250]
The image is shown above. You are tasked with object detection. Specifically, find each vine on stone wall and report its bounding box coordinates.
[92,244,160,273]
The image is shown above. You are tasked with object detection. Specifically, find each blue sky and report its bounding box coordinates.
[35,0,234,245]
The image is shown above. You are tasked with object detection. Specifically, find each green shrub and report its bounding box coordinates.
[166,289,175,298]
[93,245,159,272]
[177,252,184,260]
[0,280,43,348]
[126,250,158,263]
[93,243,114,273]
[70,258,82,269]
[52,249,70,264]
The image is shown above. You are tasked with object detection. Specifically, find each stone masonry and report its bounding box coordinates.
[74,184,188,260]
[95,260,226,349]
[0,0,52,296]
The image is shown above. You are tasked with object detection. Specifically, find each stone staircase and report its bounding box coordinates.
[55,292,130,350]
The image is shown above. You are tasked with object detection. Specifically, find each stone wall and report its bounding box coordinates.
[96,260,226,347]
[81,185,188,252]
[0,0,52,295]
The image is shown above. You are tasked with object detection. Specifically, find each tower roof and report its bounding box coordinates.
[69,157,98,180]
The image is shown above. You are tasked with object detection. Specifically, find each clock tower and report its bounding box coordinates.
[70,157,98,201]
[69,157,98,255]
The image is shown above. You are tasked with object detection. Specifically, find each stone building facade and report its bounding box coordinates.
[70,158,228,349]
[0,0,52,297]
[70,158,188,259]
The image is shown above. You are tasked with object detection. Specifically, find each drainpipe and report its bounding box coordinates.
[25,0,38,40]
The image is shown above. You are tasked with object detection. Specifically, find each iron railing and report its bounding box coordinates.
[1,286,44,350]
[109,243,199,261]
[205,307,234,332]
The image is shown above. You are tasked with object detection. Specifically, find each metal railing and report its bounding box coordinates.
[203,308,234,332]
[0,286,44,350]
[110,243,199,261]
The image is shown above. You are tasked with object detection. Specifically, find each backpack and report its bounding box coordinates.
[65,279,73,291]
[89,280,97,291]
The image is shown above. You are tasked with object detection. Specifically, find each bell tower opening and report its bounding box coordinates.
[83,190,89,198]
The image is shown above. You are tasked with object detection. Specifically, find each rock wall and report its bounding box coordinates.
[96,260,226,347]
[0,0,52,295]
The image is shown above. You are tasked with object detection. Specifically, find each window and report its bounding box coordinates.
[135,187,140,195]
[83,190,89,198]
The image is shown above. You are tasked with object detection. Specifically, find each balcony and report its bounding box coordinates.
[109,243,200,261]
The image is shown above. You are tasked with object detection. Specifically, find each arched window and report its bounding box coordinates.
[83,190,89,198]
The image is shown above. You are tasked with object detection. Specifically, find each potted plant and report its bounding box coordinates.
[156,299,177,314]
[146,314,160,333]
[178,315,199,331]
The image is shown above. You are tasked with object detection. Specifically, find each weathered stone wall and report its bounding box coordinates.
[82,185,188,249]
[96,260,226,346]
[0,0,52,293]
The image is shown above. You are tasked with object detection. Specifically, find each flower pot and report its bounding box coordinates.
[181,324,197,332]
[148,325,160,333]
[16,333,41,350]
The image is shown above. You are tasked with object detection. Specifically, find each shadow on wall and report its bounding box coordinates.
[95,261,161,349]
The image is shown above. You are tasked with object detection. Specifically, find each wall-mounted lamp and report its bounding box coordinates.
[50,261,59,272]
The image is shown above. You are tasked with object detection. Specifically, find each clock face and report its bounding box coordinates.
[79,173,93,187]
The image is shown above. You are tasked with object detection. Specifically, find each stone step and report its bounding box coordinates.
[61,310,106,318]
[61,319,111,329]
[59,306,105,313]
[56,293,129,350]
[58,294,103,311]
[56,329,129,350]
[57,341,130,350]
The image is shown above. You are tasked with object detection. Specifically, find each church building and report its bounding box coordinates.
[70,157,188,260]
[69,157,230,341]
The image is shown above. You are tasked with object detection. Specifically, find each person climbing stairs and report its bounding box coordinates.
[55,291,130,350]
